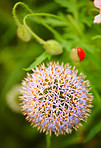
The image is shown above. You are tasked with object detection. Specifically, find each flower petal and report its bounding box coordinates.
[94,0,101,9]
[94,14,101,23]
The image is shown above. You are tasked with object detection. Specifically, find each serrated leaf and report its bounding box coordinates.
[77,0,88,8]
[55,0,72,8]
[23,51,51,71]
[84,122,101,143]
[55,0,88,9]
[55,0,79,19]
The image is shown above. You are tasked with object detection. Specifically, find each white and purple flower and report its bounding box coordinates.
[20,62,93,136]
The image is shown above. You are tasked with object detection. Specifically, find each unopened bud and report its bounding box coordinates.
[6,85,21,113]
[44,39,63,55]
[17,25,31,42]
[70,47,85,62]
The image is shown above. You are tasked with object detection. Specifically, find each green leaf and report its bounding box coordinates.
[0,42,43,111]
[91,35,101,40]
[55,0,82,20]
[42,17,67,27]
[36,2,59,13]
[23,51,51,71]
[55,0,88,10]
[55,0,72,8]
[62,135,81,147]
[83,122,101,143]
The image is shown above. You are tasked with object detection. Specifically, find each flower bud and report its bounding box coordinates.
[44,39,63,55]
[70,47,85,62]
[6,85,21,113]
[17,25,31,42]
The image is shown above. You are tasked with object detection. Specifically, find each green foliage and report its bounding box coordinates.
[24,51,51,71]
[0,0,101,148]
[84,121,101,143]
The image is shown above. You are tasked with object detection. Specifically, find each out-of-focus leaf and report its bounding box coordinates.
[0,9,16,45]
[77,0,88,8]
[79,12,93,27]
[78,41,100,53]
[92,87,101,105]
[84,122,101,143]
[62,135,81,148]
[55,0,72,8]
[55,0,88,21]
[1,25,16,45]
[55,0,88,9]
[23,51,51,71]
[91,35,101,40]
[42,17,67,27]
[0,42,43,111]
[37,2,59,13]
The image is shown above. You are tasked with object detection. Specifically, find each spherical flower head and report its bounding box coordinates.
[94,0,101,9]
[20,62,93,136]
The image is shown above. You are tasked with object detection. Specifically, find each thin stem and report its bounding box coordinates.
[13,2,65,44]
[23,13,65,45]
[12,2,33,27]
[27,12,65,38]
[13,2,67,43]
[46,134,51,148]
[23,14,46,45]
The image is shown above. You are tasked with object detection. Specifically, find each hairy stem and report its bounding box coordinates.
[23,14,46,45]
[23,13,65,45]
[12,2,33,26]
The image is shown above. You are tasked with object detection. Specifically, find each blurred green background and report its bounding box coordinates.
[0,0,101,148]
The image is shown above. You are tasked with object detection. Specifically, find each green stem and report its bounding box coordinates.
[26,12,64,37]
[46,134,51,148]
[23,13,65,45]
[23,14,46,45]
[12,2,33,27]
[13,2,64,45]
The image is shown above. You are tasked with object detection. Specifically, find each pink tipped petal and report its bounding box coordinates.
[100,9,101,14]
[94,14,101,23]
[94,0,101,9]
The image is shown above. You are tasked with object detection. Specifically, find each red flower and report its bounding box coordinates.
[76,47,85,61]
